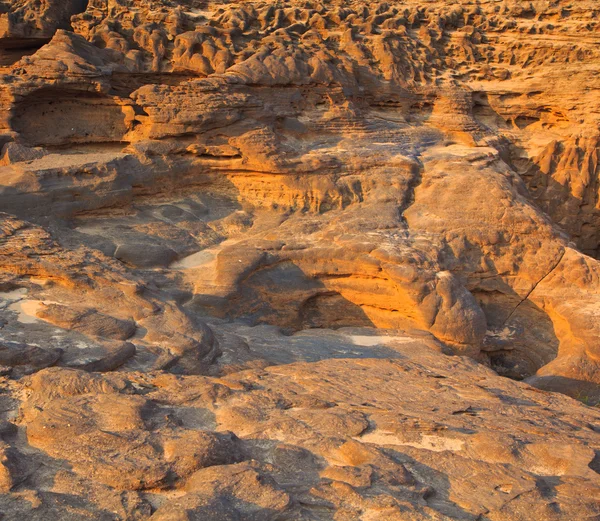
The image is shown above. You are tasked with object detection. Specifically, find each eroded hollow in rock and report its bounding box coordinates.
[0,38,50,66]
[73,0,89,15]
[12,88,132,147]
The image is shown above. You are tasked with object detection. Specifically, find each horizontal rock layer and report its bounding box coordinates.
[0,0,599,519]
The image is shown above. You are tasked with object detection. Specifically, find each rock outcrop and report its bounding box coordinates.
[0,0,599,519]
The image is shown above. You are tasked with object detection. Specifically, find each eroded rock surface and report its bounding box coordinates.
[0,0,599,519]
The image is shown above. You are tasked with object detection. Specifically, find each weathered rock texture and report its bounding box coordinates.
[0,0,599,519]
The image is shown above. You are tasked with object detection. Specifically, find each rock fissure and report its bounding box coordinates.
[502,247,567,328]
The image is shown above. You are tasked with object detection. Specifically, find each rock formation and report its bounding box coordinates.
[0,0,599,519]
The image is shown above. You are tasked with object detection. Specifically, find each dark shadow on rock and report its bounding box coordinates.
[474,91,600,259]
[221,261,375,331]
[439,236,561,381]
[11,88,132,148]
[524,375,600,404]
[383,449,494,521]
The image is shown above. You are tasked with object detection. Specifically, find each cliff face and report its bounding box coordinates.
[0,1,599,519]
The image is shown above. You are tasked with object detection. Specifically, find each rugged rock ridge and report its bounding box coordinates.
[0,0,599,519]
[2,0,599,388]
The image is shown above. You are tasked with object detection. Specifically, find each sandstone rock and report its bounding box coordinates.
[162,430,243,478]
[180,463,292,520]
[0,445,21,492]
[0,143,47,165]
[0,0,88,41]
[0,341,61,374]
[61,340,136,372]
[0,0,599,518]
[36,304,136,340]
[114,242,178,269]
[21,367,244,490]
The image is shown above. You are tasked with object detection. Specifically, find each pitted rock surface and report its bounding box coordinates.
[0,1,599,519]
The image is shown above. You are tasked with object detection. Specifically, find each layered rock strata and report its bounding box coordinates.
[0,0,599,519]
